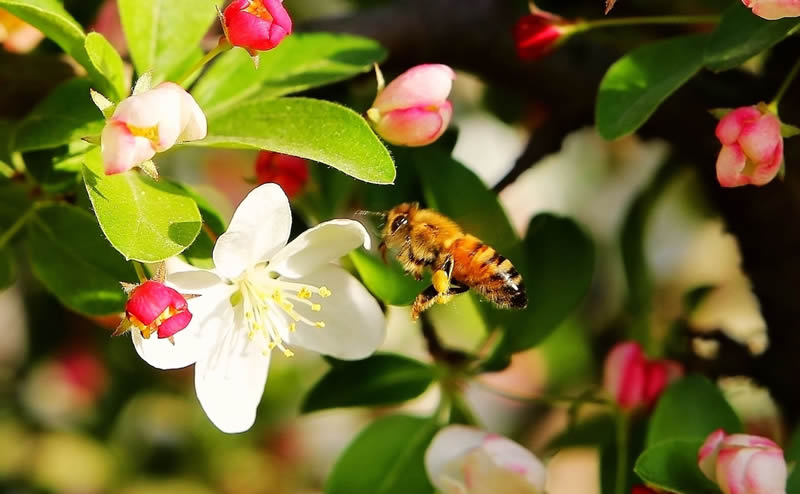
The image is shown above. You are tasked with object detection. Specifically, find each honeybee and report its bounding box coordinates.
[379,203,527,319]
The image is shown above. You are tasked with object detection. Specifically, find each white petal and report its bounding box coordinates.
[194,309,270,433]
[270,219,371,279]
[173,82,207,142]
[425,425,488,491]
[482,434,546,490]
[213,184,291,279]
[285,265,385,359]
[113,84,183,150]
[133,286,233,370]
[166,268,224,295]
[101,120,155,174]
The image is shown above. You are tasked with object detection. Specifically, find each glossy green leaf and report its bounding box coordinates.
[596,34,708,140]
[350,248,427,306]
[24,140,91,193]
[326,415,437,494]
[0,0,84,58]
[635,439,721,494]
[26,204,136,315]
[199,97,395,184]
[705,2,800,72]
[0,246,15,289]
[302,354,435,413]
[193,32,387,113]
[84,32,127,100]
[0,0,123,97]
[488,214,595,359]
[82,148,202,262]
[117,0,217,81]
[13,78,104,152]
[0,181,31,234]
[647,376,742,447]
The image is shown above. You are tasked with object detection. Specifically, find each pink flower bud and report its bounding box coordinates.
[603,341,683,411]
[715,106,783,187]
[512,12,575,62]
[367,64,455,147]
[101,82,207,175]
[698,429,787,494]
[254,150,309,199]
[125,280,192,339]
[223,0,292,53]
[742,0,800,20]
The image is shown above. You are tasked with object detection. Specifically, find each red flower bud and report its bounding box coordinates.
[223,0,292,53]
[512,12,575,62]
[254,150,309,199]
[603,341,683,411]
[715,105,783,188]
[125,280,192,339]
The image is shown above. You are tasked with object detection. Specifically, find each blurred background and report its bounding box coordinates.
[0,0,785,492]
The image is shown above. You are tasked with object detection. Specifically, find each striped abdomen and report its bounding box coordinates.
[450,235,527,309]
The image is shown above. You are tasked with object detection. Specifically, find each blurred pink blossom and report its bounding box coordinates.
[742,0,800,19]
[715,106,783,187]
[603,341,683,411]
[698,429,787,494]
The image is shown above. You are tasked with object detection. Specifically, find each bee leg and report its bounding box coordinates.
[411,285,440,320]
[432,256,454,302]
[436,281,469,305]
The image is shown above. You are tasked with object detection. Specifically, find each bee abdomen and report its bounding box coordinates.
[454,240,528,309]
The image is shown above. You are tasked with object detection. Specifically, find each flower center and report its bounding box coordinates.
[244,0,273,21]
[125,123,160,146]
[129,306,181,339]
[237,268,331,358]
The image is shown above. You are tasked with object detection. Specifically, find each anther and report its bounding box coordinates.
[283,349,295,357]
[315,321,326,328]
[319,287,332,298]
[311,303,321,312]
[297,287,312,299]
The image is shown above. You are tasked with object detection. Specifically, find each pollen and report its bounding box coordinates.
[319,286,332,297]
[297,287,312,299]
[125,123,160,143]
[244,0,273,21]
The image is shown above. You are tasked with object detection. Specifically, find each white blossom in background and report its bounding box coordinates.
[133,184,385,433]
[425,425,546,494]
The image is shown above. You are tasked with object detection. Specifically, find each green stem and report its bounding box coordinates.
[473,381,611,407]
[132,261,148,283]
[449,391,482,427]
[769,57,800,114]
[576,15,718,32]
[174,37,232,87]
[0,206,37,249]
[615,412,630,494]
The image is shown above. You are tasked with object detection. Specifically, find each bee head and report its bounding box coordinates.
[383,203,418,242]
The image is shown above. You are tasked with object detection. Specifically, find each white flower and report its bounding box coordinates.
[100,81,206,175]
[133,184,386,433]
[425,425,546,494]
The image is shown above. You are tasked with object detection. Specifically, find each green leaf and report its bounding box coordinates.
[0,0,122,98]
[0,0,84,59]
[326,415,437,494]
[117,0,217,82]
[488,214,595,358]
[0,246,15,290]
[82,148,202,262]
[782,122,800,138]
[24,140,91,193]
[13,78,104,152]
[26,204,137,315]
[350,248,428,306]
[173,183,227,235]
[596,34,708,140]
[84,32,127,100]
[193,32,387,113]
[634,439,721,494]
[199,97,395,184]
[302,354,436,413]
[0,181,31,233]
[646,376,742,447]
[785,424,800,493]
[705,2,800,72]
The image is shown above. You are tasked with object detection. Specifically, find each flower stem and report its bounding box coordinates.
[132,261,148,283]
[473,380,611,407]
[175,37,232,87]
[0,161,14,178]
[769,57,800,114]
[577,15,718,32]
[615,411,630,494]
[0,205,37,249]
